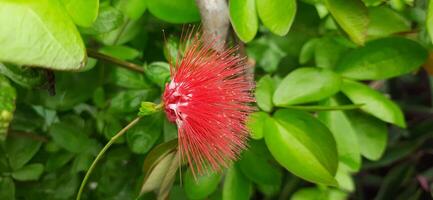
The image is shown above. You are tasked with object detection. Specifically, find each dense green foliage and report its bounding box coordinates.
[1,0,433,199]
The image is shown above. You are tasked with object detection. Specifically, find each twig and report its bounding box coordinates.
[86,48,144,73]
[195,0,230,52]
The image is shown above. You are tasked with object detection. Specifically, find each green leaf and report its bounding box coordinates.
[0,63,45,88]
[255,75,276,112]
[0,177,14,200]
[96,18,141,45]
[324,0,369,45]
[256,0,297,36]
[273,67,341,106]
[0,75,16,141]
[335,37,428,80]
[335,163,355,192]
[229,0,258,42]
[6,136,41,170]
[145,62,171,88]
[45,151,75,172]
[48,122,95,154]
[299,38,318,64]
[222,165,252,200]
[140,140,177,194]
[291,187,348,200]
[60,0,99,27]
[282,104,363,111]
[246,112,270,140]
[246,37,286,73]
[0,0,86,70]
[348,111,388,160]
[127,114,162,154]
[109,89,156,114]
[362,0,386,6]
[238,140,283,185]
[115,0,147,20]
[427,0,433,43]
[111,67,151,89]
[21,68,101,111]
[80,4,124,34]
[71,153,93,173]
[11,163,44,181]
[147,0,200,23]
[367,6,410,38]
[264,109,338,185]
[318,97,361,172]
[99,45,140,60]
[314,36,352,69]
[184,168,222,200]
[341,80,406,127]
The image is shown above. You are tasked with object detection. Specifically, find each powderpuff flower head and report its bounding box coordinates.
[162,28,255,176]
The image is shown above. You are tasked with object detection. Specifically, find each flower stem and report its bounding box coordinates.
[86,48,144,73]
[76,117,142,200]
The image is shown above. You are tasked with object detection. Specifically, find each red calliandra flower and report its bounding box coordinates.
[162,30,255,176]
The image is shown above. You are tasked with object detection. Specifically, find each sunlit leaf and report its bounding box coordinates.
[0,0,86,70]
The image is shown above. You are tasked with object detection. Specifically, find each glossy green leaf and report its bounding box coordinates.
[0,63,45,88]
[265,109,338,185]
[0,75,16,141]
[348,111,388,160]
[0,0,86,70]
[255,75,276,112]
[0,177,14,200]
[147,0,200,23]
[246,112,270,140]
[127,114,162,154]
[61,0,99,27]
[341,80,406,127]
[115,0,147,20]
[223,165,252,200]
[324,0,369,45]
[256,0,296,36]
[335,37,427,80]
[5,136,41,170]
[368,6,410,38]
[229,0,258,42]
[273,67,341,106]
[184,168,222,200]
[318,97,361,172]
[11,163,44,181]
[238,141,283,185]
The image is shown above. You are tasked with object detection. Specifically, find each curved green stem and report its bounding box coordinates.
[76,117,142,200]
